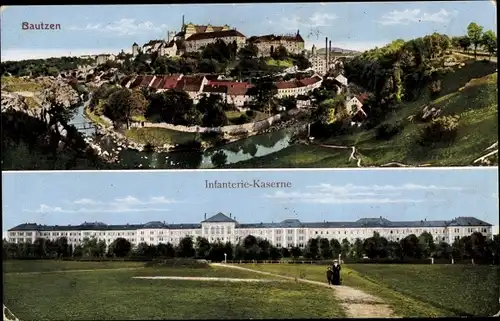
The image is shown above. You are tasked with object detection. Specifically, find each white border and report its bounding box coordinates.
[1,167,498,174]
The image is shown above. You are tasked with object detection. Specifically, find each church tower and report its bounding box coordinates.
[132,42,139,57]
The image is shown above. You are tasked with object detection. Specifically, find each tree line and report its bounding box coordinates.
[1,56,95,77]
[4,231,499,264]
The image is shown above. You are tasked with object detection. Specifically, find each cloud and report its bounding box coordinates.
[376,9,457,26]
[263,183,460,204]
[271,12,338,30]
[69,18,168,36]
[24,196,179,214]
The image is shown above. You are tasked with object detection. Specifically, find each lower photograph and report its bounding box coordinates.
[2,168,499,320]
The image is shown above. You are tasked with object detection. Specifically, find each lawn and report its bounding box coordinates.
[1,76,43,92]
[265,58,294,68]
[225,110,269,125]
[228,60,498,168]
[2,259,144,273]
[244,263,499,317]
[124,127,198,147]
[3,261,346,320]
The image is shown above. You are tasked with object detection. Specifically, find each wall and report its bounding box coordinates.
[129,108,302,135]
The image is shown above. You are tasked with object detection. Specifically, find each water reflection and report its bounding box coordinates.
[70,103,299,169]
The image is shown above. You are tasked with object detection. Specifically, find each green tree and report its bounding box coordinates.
[290,246,302,259]
[195,237,211,259]
[177,236,196,258]
[418,232,436,258]
[458,36,472,53]
[110,238,132,258]
[467,22,484,58]
[481,30,497,59]
[103,88,134,128]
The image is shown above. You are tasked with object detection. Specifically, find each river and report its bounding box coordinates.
[68,103,303,169]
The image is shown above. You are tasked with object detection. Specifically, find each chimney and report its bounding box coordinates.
[204,213,207,220]
[230,213,232,218]
[182,15,185,27]
[329,40,332,64]
[325,37,329,70]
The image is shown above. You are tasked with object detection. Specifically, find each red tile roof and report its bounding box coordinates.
[120,76,133,87]
[150,76,165,89]
[357,92,369,104]
[275,80,301,90]
[227,86,250,96]
[129,76,143,89]
[186,30,246,41]
[175,76,205,92]
[299,76,321,87]
[161,75,183,90]
[140,75,155,87]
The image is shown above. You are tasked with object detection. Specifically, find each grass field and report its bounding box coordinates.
[1,76,43,92]
[265,58,294,68]
[246,263,499,317]
[124,127,198,147]
[229,60,498,168]
[225,110,269,125]
[3,260,346,320]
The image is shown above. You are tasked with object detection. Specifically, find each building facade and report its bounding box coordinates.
[247,32,305,57]
[7,213,493,249]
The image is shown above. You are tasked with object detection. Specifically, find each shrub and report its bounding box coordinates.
[144,258,210,269]
[375,121,403,140]
[429,79,442,98]
[245,109,255,117]
[235,114,251,125]
[419,115,460,145]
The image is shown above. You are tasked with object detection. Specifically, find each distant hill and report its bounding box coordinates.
[315,47,360,55]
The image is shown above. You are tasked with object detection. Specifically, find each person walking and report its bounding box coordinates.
[331,260,342,285]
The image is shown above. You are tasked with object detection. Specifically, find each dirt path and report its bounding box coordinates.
[212,263,396,318]
[133,276,287,282]
[3,305,19,321]
[4,267,143,276]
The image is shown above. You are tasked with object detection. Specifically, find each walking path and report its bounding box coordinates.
[212,263,396,318]
[133,276,287,282]
[3,305,19,321]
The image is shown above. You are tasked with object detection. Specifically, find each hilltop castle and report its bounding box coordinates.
[131,15,305,58]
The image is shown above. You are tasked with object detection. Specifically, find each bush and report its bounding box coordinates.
[375,121,403,140]
[144,258,210,269]
[429,79,442,98]
[245,109,255,117]
[419,115,460,145]
[234,114,251,125]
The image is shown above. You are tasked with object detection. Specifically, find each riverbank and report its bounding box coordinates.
[83,106,307,154]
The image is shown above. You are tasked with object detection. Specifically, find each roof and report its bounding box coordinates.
[275,80,301,90]
[185,29,246,42]
[175,75,205,92]
[120,75,133,87]
[357,92,369,104]
[129,76,143,89]
[143,40,164,47]
[334,74,348,86]
[139,75,155,87]
[161,74,183,90]
[201,213,238,223]
[132,42,138,46]
[299,76,322,87]
[150,76,165,90]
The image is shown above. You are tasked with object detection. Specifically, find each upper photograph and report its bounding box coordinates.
[1,2,497,170]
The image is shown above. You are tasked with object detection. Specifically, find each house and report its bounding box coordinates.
[159,41,178,57]
[7,214,493,249]
[174,75,208,102]
[184,29,246,53]
[247,31,305,57]
[334,74,348,87]
[139,75,156,88]
[203,80,254,107]
[346,93,368,120]
[96,54,116,65]
[128,76,144,89]
[275,74,323,98]
[156,74,184,92]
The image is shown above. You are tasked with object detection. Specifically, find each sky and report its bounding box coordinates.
[2,168,498,234]
[0,2,497,61]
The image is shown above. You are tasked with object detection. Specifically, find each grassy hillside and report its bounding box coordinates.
[229,60,498,168]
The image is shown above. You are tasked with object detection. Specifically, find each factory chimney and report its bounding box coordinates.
[329,40,332,64]
[182,15,185,27]
[325,37,328,71]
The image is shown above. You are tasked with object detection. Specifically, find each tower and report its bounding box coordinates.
[182,14,185,29]
[132,42,139,57]
[311,44,316,56]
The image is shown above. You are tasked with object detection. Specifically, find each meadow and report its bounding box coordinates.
[246,263,499,317]
[3,260,346,320]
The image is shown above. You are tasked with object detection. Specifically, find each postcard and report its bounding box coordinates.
[0,2,497,170]
[2,168,499,319]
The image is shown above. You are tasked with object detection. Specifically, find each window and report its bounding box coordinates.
[287,236,293,242]
[141,231,144,235]
[227,227,231,234]
[150,237,154,241]
[287,229,293,235]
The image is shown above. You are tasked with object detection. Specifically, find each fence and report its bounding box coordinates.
[128,109,302,135]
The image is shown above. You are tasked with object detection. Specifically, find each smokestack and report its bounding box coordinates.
[325,37,328,71]
[329,40,332,64]
[182,15,185,27]
[204,213,206,220]
[230,213,232,218]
